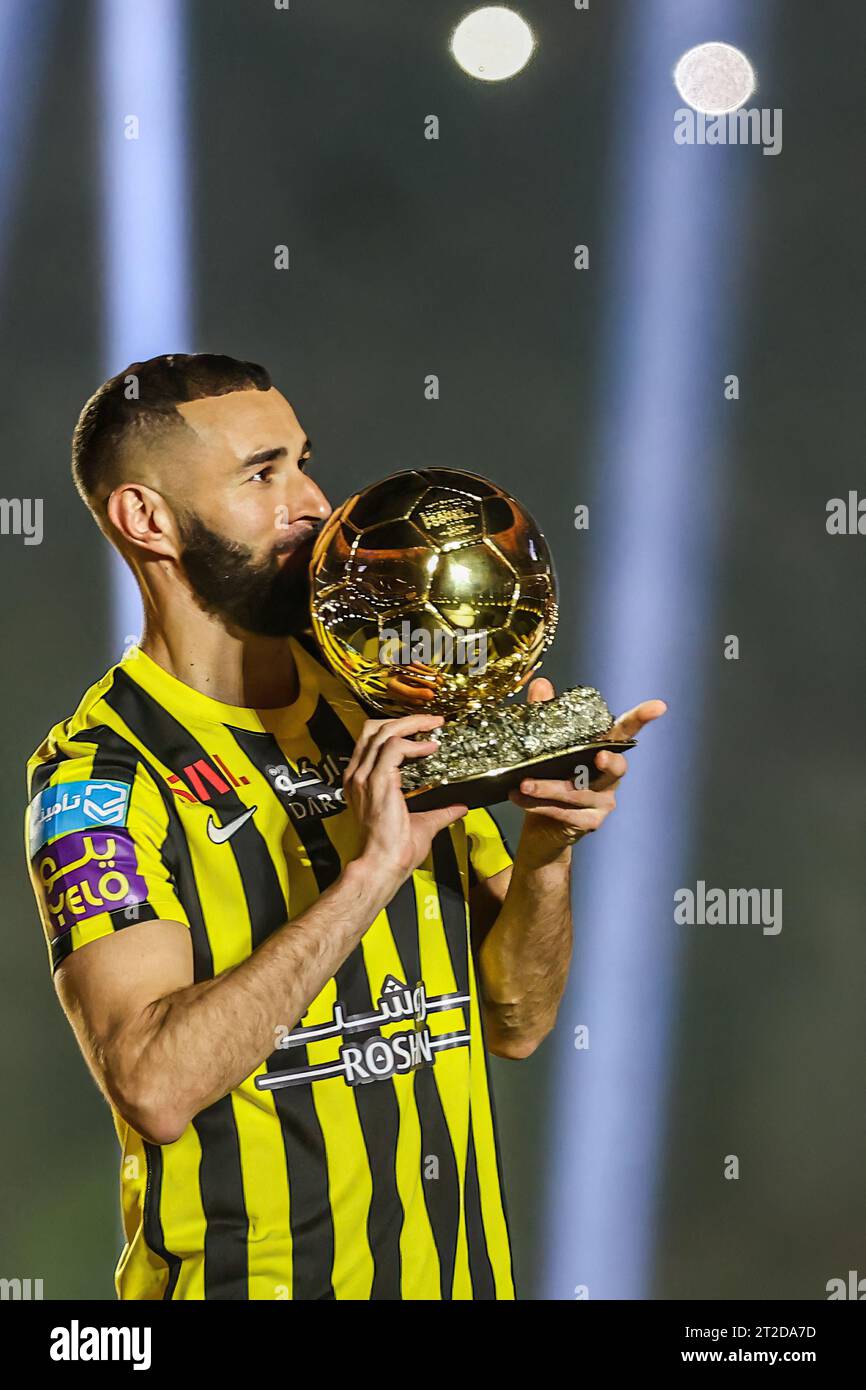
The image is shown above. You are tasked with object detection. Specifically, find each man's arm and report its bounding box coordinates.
[469,830,573,1060]
[469,686,667,1058]
[56,861,395,1146]
[51,711,468,1147]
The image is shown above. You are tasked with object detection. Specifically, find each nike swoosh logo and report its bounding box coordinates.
[206,806,258,843]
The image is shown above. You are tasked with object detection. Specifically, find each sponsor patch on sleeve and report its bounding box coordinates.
[31,828,148,937]
[27,779,131,857]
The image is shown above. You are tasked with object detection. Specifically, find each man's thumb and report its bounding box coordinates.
[527,675,555,703]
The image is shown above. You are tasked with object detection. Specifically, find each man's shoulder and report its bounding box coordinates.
[25,660,135,786]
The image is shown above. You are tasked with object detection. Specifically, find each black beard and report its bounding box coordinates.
[178,513,323,637]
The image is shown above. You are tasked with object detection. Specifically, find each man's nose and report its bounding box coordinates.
[287,471,331,524]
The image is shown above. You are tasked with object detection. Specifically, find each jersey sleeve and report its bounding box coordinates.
[25,749,190,974]
[464,806,514,883]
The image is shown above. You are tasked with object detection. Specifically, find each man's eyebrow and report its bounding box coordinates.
[239,446,287,471]
[239,438,313,471]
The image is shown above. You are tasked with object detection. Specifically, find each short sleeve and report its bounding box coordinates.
[25,753,190,974]
[464,806,514,883]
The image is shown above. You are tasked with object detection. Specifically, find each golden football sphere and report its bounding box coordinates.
[309,468,559,717]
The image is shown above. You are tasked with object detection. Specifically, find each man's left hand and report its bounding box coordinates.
[507,677,667,849]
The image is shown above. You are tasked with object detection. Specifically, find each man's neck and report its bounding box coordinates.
[138,600,301,710]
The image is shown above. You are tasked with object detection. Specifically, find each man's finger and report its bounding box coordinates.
[350,714,443,781]
[590,749,628,790]
[607,698,667,742]
[507,792,603,830]
[526,676,555,704]
[517,778,615,808]
[359,733,439,785]
[343,717,389,781]
[412,803,469,837]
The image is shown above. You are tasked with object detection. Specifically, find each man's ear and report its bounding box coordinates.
[105,481,182,561]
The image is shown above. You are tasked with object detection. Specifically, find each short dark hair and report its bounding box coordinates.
[71,352,271,513]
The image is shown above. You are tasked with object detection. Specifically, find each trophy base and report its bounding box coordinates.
[403,739,636,813]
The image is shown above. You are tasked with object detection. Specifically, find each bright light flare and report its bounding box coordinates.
[674,41,756,114]
[450,7,536,82]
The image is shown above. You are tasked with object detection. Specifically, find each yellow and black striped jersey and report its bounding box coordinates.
[24,634,516,1300]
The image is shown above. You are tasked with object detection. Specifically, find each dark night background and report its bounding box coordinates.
[1,0,864,1299]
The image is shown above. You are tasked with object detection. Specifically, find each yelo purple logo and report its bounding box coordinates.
[33,829,147,935]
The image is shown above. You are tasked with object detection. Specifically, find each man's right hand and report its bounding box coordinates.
[342,712,468,893]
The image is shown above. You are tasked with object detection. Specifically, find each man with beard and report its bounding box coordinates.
[24,353,665,1300]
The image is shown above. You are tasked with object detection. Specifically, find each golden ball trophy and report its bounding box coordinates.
[309,468,635,811]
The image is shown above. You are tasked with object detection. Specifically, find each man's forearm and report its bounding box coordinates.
[476,823,574,1057]
[112,859,392,1142]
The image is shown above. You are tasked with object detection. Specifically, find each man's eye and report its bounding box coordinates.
[250,465,273,483]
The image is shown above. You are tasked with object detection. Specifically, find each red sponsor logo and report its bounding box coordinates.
[168,755,250,804]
